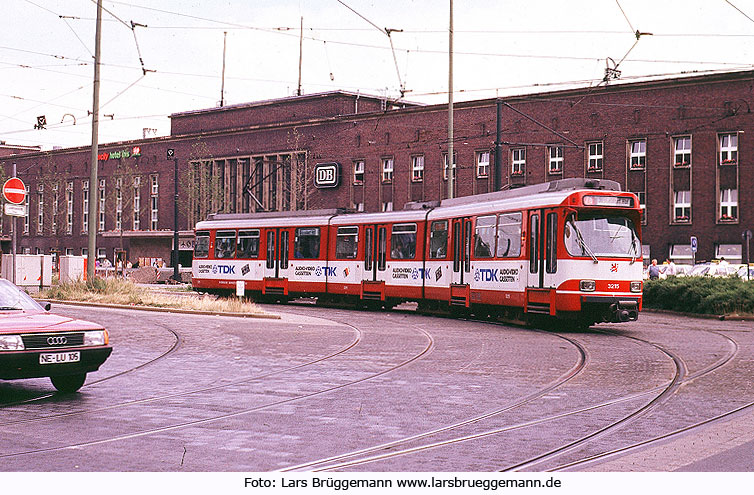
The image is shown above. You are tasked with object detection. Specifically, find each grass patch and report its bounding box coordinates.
[39,278,266,315]
[643,276,754,316]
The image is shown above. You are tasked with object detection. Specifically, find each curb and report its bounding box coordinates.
[34,298,281,320]
[643,308,754,322]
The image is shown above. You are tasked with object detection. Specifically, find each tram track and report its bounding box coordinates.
[281,323,589,471]
[0,310,182,409]
[282,323,740,472]
[0,312,436,461]
[0,309,362,427]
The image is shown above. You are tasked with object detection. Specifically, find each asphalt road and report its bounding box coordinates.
[0,303,752,472]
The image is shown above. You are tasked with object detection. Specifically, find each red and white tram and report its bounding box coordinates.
[192,178,643,326]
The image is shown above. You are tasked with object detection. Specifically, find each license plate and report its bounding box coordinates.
[39,351,81,365]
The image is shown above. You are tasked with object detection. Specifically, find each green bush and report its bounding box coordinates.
[643,276,754,315]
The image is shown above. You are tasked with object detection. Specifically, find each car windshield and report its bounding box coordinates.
[0,279,44,311]
[565,214,640,258]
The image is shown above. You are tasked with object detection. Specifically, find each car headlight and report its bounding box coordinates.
[630,281,642,292]
[579,280,596,292]
[0,335,24,351]
[83,330,107,346]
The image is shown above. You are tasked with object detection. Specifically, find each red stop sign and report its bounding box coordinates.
[3,178,26,204]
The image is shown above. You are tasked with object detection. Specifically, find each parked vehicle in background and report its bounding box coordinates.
[0,279,112,392]
[644,262,754,279]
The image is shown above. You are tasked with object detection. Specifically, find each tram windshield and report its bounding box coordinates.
[564,214,640,259]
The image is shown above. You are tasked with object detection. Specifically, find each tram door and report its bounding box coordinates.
[527,209,559,289]
[451,217,473,285]
[363,224,388,283]
[263,227,291,279]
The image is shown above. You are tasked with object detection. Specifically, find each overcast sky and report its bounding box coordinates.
[3,0,754,151]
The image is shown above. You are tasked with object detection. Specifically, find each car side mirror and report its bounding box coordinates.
[44,302,51,311]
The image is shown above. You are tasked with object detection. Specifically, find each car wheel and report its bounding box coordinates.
[50,373,87,393]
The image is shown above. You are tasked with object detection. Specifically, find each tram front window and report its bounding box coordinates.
[565,214,640,258]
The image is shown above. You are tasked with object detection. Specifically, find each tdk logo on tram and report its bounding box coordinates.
[475,268,519,283]
[212,264,236,275]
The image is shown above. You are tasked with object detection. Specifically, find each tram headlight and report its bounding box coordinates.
[579,280,596,292]
[630,281,642,293]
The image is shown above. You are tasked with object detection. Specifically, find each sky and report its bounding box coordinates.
[3,0,754,151]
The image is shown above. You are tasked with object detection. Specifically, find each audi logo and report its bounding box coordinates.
[47,336,68,346]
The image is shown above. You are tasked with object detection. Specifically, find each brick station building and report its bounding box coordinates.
[1,69,753,266]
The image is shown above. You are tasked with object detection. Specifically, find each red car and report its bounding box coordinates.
[0,278,112,393]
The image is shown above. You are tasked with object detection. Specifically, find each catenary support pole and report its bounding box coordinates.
[87,0,103,283]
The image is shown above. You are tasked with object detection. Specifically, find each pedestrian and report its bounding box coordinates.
[648,259,660,280]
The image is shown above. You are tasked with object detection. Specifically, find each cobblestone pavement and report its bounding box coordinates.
[0,303,751,472]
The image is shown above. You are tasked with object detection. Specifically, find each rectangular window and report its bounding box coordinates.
[238,229,260,258]
[115,178,122,231]
[194,231,210,258]
[587,142,603,172]
[390,223,417,259]
[280,230,289,269]
[669,244,693,265]
[546,212,558,274]
[411,155,424,182]
[352,201,364,212]
[719,133,738,165]
[474,215,496,258]
[529,214,539,273]
[673,190,691,222]
[674,136,691,167]
[443,153,457,180]
[716,244,742,263]
[353,160,364,184]
[548,146,563,174]
[634,191,647,224]
[511,149,526,175]
[66,181,73,234]
[294,227,321,259]
[215,230,236,259]
[37,184,44,235]
[150,174,158,230]
[335,226,359,259]
[476,151,490,178]
[429,220,448,259]
[133,176,141,230]
[82,180,89,234]
[52,183,58,235]
[266,231,275,269]
[629,139,646,170]
[496,212,522,258]
[99,178,106,231]
[381,157,394,183]
[720,188,738,221]
[382,201,393,212]
[97,248,106,260]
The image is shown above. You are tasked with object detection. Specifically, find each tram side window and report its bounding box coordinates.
[266,231,275,269]
[215,230,236,259]
[497,212,522,258]
[546,212,557,273]
[429,220,448,259]
[529,215,539,274]
[390,223,417,259]
[194,231,210,258]
[474,215,496,258]
[237,229,260,258]
[336,226,359,259]
[294,227,320,259]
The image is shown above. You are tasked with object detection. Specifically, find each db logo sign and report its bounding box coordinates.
[314,163,340,189]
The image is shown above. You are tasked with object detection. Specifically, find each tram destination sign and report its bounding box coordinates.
[314,162,341,189]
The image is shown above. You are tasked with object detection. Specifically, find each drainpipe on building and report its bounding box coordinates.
[495,99,503,192]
